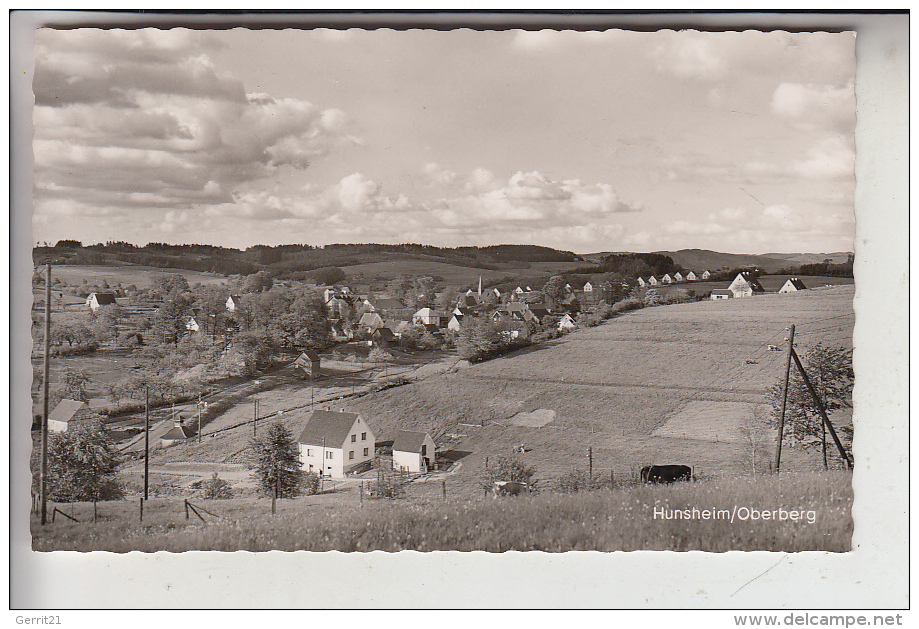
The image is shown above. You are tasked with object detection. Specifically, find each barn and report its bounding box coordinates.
[298,410,376,478]
[47,399,97,433]
[779,277,808,293]
[392,430,436,473]
[293,350,321,379]
[86,292,117,311]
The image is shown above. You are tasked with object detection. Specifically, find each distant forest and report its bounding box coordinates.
[32,241,582,279]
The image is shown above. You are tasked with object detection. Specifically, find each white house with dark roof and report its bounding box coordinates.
[557,313,577,332]
[392,430,436,473]
[293,350,321,379]
[637,277,646,287]
[48,399,97,433]
[701,270,711,280]
[298,410,375,478]
[647,276,658,286]
[412,307,444,327]
[86,292,117,311]
[710,289,733,301]
[661,274,673,285]
[673,272,684,282]
[685,271,698,281]
[779,277,808,293]
[226,295,242,312]
[728,272,765,298]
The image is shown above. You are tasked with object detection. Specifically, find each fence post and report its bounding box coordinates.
[271,482,277,515]
[139,497,144,523]
[442,479,447,500]
[185,499,189,520]
[359,481,363,506]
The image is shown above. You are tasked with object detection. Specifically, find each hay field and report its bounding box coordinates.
[349,286,855,482]
[47,264,229,288]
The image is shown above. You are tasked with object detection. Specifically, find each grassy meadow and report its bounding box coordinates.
[31,470,852,552]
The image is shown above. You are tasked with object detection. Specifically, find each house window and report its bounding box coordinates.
[361,432,367,440]
[349,451,355,460]
[326,451,333,459]
[363,448,369,457]
[306,448,312,456]
[351,434,356,443]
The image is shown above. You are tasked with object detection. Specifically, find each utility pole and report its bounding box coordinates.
[587,446,593,479]
[791,349,852,470]
[197,393,203,444]
[774,324,795,472]
[144,386,150,500]
[253,399,259,437]
[40,264,51,525]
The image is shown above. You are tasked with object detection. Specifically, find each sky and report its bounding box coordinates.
[31,27,856,254]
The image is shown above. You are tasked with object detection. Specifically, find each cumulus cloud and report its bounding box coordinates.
[648,203,854,253]
[771,81,855,132]
[32,28,360,219]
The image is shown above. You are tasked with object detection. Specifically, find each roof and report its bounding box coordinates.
[298,410,361,447]
[786,277,807,289]
[294,350,321,367]
[48,399,90,423]
[392,430,431,453]
[373,327,396,341]
[711,289,733,296]
[371,298,405,310]
[359,311,384,325]
[90,293,117,305]
[162,425,195,440]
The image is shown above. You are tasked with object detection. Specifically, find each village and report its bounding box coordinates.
[37,262,835,498]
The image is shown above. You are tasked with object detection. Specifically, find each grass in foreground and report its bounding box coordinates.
[32,471,851,552]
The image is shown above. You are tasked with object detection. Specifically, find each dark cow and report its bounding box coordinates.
[492,480,536,497]
[640,465,693,484]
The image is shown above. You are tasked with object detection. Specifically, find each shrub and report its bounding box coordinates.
[553,469,614,493]
[367,347,391,363]
[302,471,320,496]
[483,456,536,485]
[201,473,233,500]
[611,297,643,315]
[368,471,406,499]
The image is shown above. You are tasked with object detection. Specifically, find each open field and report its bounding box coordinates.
[43,264,230,288]
[31,470,852,552]
[639,274,853,300]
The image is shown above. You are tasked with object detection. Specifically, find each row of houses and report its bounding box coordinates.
[637,270,711,287]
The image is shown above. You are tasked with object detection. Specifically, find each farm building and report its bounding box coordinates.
[685,271,698,281]
[557,313,577,332]
[371,327,396,347]
[661,274,673,285]
[710,289,733,301]
[85,292,117,311]
[779,278,808,293]
[701,270,711,279]
[185,316,200,333]
[637,277,646,287]
[673,272,684,282]
[47,399,98,433]
[392,430,436,473]
[728,273,765,298]
[647,276,658,286]
[160,422,195,447]
[293,350,321,379]
[226,295,242,312]
[298,410,376,478]
[412,307,444,327]
[358,311,385,332]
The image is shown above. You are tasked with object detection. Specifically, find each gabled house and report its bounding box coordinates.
[459,293,479,308]
[673,272,684,282]
[582,282,594,293]
[358,311,385,332]
[392,430,437,473]
[412,307,443,327]
[327,295,355,320]
[226,295,242,312]
[637,277,646,287]
[779,277,808,294]
[710,289,733,301]
[701,270,711,280]
[648,276,658,286]
[371,327,396,347]
[685,271,698,281]
[86,292,117,311]
[48,399,97,433]
[557,313,577,332]
[661,274,673,285]
[293,350,321,379]
[185,316,200,333]
[368,297,406,313]
[298,410,376,478]
[728,272,765,298]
